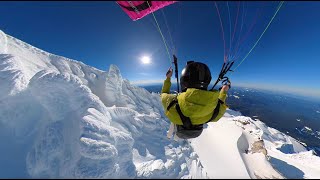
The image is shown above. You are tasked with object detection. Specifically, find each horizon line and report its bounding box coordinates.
[130,80,320,100]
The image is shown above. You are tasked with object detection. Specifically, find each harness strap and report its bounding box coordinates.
[175,102,192,129]
[167,99,178,111]
[205,99,224,123]
[166,98,224,127]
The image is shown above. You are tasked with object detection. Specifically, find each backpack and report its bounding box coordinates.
[166,98,224,139]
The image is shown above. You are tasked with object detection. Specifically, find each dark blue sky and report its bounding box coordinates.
[0,1,319,98]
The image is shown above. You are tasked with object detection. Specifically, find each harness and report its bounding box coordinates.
[166,97,224,137]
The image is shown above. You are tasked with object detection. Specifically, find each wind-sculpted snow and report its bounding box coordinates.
[0,30,7,53]
[0,30,207,178]
[22,70,132,178]
[0,54,31,96]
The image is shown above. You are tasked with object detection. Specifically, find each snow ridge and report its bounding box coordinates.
[0,30,206,178]
[0,30,7,53]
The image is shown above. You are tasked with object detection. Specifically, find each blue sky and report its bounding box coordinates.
[0,1,319,98]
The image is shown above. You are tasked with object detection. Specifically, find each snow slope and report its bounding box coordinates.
[0,30,205,178]
[1,30,320,179]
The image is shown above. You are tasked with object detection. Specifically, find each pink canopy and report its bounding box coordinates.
[117,1,177,21]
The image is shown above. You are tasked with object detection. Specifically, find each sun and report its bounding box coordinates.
[141,56,151,64]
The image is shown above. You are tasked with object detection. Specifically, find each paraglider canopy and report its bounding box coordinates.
[116,1,177,21]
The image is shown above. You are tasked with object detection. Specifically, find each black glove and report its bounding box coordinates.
[223,79,231,89]
[219,78,231,91]
[166,66,173,78]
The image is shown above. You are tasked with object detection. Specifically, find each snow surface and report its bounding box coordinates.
[304,126,312,131]
[1,29,320,179]
[232,95,240,99]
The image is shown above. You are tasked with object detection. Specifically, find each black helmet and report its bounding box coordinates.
[180,61,212,92]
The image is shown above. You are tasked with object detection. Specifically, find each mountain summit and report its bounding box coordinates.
[0,30,319,179]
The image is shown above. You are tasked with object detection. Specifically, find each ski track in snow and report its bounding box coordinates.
[1,29,320,179]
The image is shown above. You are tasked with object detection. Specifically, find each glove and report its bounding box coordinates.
[223,79,231,89]
[166,67,173,78]
[219,78,231,91]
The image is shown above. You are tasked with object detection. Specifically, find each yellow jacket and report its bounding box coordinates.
[161,77,228,125]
